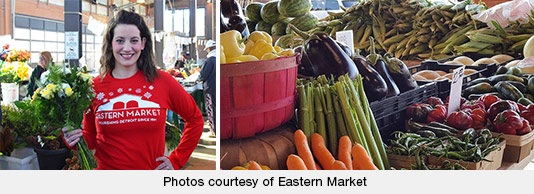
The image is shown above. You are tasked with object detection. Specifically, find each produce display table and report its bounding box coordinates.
[499,149,534,170]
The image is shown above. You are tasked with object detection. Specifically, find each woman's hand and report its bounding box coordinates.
[62,127,83,147]
[155,156,174,170]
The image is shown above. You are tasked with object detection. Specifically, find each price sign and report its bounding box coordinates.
[336,30,354,53]
[447,66,465,117]
[65,31,79,60]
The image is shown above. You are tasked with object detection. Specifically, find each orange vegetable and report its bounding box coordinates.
[311,133,336,170]
[331,160,347,170]
[315,163,322,170]
[338,136,353,170]
[286,154,308,170]
[351,143,378,170]
[247,161,262,170]
[294,130,317,170]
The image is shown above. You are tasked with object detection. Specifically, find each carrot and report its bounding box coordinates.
[286,154,308,170]
[352,158,360,170]
[294,130,317,170]
[311,133,336,170]
[351,143,378,170]
[315,163,322,170]
[247,161,262,170]
[338,136,353,170]
[331,160,347,170]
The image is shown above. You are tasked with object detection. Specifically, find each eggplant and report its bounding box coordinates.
[290,24,358,80]
[221,0,250,38]
[383,53,418,92]
[337,41,354,59]
[353,49,388,102]
[294,46,314,77]
[366,37,400,97]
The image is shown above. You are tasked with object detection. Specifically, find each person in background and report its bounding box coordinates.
[26,51,52,97]
[199,40,216,136]
[62,10,204,170]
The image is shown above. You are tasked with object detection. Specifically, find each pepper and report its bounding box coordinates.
[427,97,444,107]
[248,39,276,59]
[220,30,246,58]
[220,45,226,64]
[520,104,534,124]
[487,100,517,121]
[248,31,273,44]
[406,103,434,123]
[517,119,532,135]
[470,108,487,130]
[289,24,359,80]
[493,110,525,135]
[426,105,447,123]
[221,0,250,38]
[461,100,485,110]
[477,94,500,111]
[446,110,473,130]
[243,41,255,55]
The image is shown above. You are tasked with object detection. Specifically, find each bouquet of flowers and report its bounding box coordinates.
[31,64,98,169]
[3,49,31,63]
[0,61,30,84]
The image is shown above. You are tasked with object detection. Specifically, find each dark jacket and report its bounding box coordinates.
[199,55,216,96]
[26,65,46,97]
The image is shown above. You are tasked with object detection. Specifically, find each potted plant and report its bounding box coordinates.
[15,64,97,170]
[0,104,40,169]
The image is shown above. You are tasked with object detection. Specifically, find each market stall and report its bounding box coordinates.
[220,0,534,170]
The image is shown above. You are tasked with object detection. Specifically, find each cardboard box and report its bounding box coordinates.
[493,130,534,163]
[428,139,506,170]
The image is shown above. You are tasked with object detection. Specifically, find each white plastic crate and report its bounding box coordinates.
[0,147,39,170]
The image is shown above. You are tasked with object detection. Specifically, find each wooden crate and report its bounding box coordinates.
[428,139,506,170]
[388,154,420,170]
[492,130,534,163]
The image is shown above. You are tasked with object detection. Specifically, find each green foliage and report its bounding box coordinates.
[2,103,39,140]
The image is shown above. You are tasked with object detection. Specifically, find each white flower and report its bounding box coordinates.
[40,71,50,84]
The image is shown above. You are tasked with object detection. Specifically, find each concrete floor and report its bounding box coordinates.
[177,122,216,170]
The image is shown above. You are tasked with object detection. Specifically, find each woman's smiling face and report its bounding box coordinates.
[112,24,146,68]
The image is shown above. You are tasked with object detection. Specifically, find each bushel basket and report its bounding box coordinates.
[220,55,298,139]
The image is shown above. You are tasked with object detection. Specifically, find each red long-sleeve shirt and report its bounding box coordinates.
[78,70,203,170]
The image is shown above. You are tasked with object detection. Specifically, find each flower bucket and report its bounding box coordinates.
[0,147,39,170]
[220,56,298,139]
[1,82,19,104]
[33,147,71,170]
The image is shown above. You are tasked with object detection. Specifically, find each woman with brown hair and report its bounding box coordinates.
[62,10,204,170]
[26,51,52,97]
